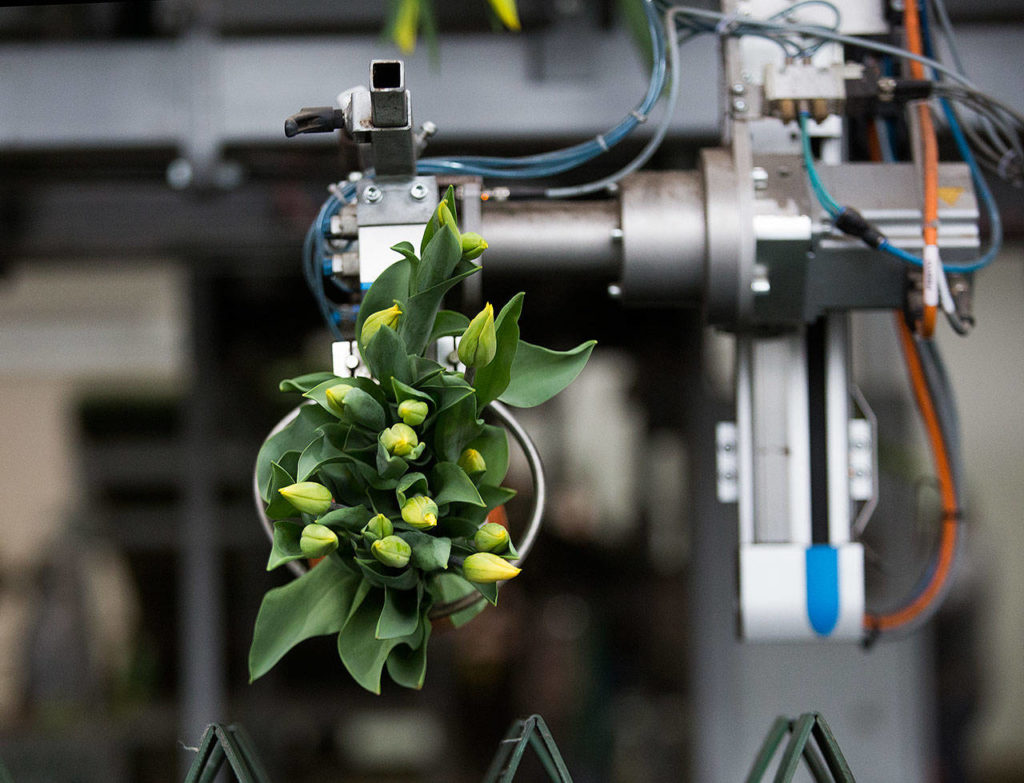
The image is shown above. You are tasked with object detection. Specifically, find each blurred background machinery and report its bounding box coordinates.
[0,1,1022,782]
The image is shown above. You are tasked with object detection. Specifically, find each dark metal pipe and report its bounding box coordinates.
[479,199,622,278]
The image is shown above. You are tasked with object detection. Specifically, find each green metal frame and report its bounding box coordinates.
[183,723,273,783]
[745,712,856,783]
[482,714,574,783]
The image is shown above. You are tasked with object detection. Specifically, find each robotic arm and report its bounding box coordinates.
[281,0,1005,644]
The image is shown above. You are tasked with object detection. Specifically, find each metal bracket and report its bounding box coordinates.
[716,421,739,503]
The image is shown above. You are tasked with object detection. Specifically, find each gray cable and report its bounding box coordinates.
[544,4,680,198]
[665,4,976,87]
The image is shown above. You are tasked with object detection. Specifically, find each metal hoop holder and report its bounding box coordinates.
[253,399,546,620]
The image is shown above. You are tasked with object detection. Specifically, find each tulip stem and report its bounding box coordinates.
[464,368,476,387]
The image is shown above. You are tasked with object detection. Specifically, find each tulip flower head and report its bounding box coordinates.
[381,422,420,457]
[458,303,497,368]
[278,482,333,515]
[372,535,412,569]
[300,523,339,558]
[398,399,429,426]
[401,495,438,529]
[463,552,521,583]
[474,522,509,553]
[361,304,402,345]
[362,513,394,543]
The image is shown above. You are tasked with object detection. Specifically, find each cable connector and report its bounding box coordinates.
[833,207,886,249]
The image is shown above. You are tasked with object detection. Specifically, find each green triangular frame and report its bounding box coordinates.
[745,712,856,783]
[183,723,272,783]
[482,714,574,783]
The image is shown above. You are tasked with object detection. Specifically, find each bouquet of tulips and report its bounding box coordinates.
[249,188,595,693]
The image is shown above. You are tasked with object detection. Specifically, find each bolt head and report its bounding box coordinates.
[409,182,428,200]
[364,186,383,204]
[732,98,748,113]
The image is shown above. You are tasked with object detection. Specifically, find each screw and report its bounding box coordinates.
[610,227,624,240]
[364,185,383,204]
[607,283,623,299]
[409,182,428,201]
[732,98,748,113]
[730,82,746,96]
[752,167,768,191]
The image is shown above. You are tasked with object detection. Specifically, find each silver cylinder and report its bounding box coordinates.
[619,170,707,307]
[478,199,622,277]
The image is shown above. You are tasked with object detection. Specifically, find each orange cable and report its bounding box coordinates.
[905,0,940,337]
[864,316,959,632]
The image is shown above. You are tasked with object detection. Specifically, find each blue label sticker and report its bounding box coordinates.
[806,545,840,636]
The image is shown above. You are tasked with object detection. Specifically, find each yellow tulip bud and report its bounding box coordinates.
[300,523,339,558]
[362,513,394,543]
[473,522,509,553]
[463,552,521,583]
[398,399,429,426]
[458,448,487,475]
[460,232,488,261]
[392,0,419,53]
[401,495,438,530]
[436,201,459,239]
[324,383,354,416]
[487,0,521,31]
[458,303,497,368]
[278,482,333,515]
[361,304,402,345]
[371,535,412,569]
[381,422,419,457]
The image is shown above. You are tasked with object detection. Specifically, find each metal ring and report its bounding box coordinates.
[252,399,546,618]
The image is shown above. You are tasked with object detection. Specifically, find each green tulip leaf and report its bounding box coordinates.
[428,310,471,344]
[400,530,452,572]
[266,520,305,570]
[465,425,510,488]
[297,431,352,482]
[317,505,374,533]
[355,258,410,351]
[428,573,487,627]
[499,338,597,408]
[395,471,429,508]
[389,241,420,266]
[419,185,458,256]
[474,292,525,410]
[432,462,486,507]
[363,323,413,393]
[377,585,422,640]
[385,620,431,689]
[470,579,499,606]
[401,264,480,356]
[256,404,335,496]
[249,555,364,682]
[265,461,300,518]
[480,484,517,511]
[318,462,371,507]
[337,588,424,694]
[278,371,338,394]
[355,558,420,591]
[304,381,386,430]
[432,395,484,463]
[375,439,410,481]
[436,515,481,539]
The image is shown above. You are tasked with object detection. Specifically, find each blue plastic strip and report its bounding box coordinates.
[805,545,840,636]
